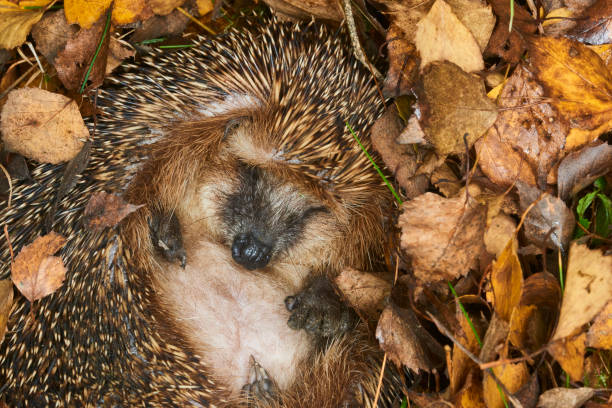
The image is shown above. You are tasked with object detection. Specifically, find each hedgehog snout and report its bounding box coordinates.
[231,232,272,270]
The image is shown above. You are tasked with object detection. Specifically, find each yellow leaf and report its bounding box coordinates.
[483,362,529,408]
[528,36,612,150]
[542,7,572,27]
[548,333,586,382]
[491,237,523,322]
[0,1,46,49]
[112,0,147,25]
[64,0,112,29]
[196,0,213,16]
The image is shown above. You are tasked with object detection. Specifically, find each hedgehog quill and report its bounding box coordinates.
[0,19,402,407]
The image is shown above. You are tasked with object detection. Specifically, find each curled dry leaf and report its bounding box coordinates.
[382,25,419,98]
[557,141,612,201]
[528,36,612,150]
[0,0,48,49]
[586,300,612,349]
[568,0,611,45]
[548,333,586,381]
[490,237,522,322]
[417,61,497,156]
[376,302,445,372]
[11,232,67,303]
[475,65,566,189]
[399,189,486,282]
[84,191,144,231]
[479,313,509,362]
[516,181,575,251]
[335,268,391,317]
[1,88,87,164]
[483,362,529,408]
[0,279,13,343]
[552,243,612,340]
[415,0,484,73]
[537,387,595,408]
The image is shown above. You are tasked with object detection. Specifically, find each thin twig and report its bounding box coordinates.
[340,0,383,80]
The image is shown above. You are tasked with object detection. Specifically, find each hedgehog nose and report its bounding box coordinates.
[231,232,272,270]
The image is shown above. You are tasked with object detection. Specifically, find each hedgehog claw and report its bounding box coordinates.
[242,356,277,405]
[150,210,187,267]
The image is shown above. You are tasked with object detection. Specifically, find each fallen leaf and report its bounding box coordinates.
[31,10,79,63]
[105,38,135,75]
[131,6,190,42]
[399,189,486,282]
[196,0,213,16]
[453,372,486,408]
[475,65,566,189]
[537,387,595,408]
[431,163,461,198]
[417,61,497,156]
[552,243,612,340]
[376,302,445,372]
[149,0,185,15]
[445,0,495,51]
[516,181,575,251]
[485,0,538,63]
[483,362,529,408]
[382,25,419,97]
[528,36,612,150]
[11,232,67,303]
[557,141,612,201]
[586,300,612,349]
[568,0,611,45]
[415,0,484,73]
[335,268,391,317]
[383,0,430,43]
[55,14,111,91]
[491,238,522,322]
[0,0,48,49]
[450,306,483,395]
[112,0,150,25]
[0,279,13,342]
[548,333,586,381]
[83,191,143,230]
[484,213,516,257]
[396,115,426,145]
[514,372,540,408]
[1,88,88,164]
[64,0,112,29]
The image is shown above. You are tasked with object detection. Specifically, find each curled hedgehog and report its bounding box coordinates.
[0,18,400,407]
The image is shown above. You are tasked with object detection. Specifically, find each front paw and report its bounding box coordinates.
[285,276,357,338]
[149,210,187,268]
[242,356,278,405]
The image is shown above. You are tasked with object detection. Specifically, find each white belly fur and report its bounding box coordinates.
[154,240,313,394]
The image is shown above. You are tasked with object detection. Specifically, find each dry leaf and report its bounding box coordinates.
[514,372,540,408]
[445,0,495,51]
[31,10,79,63]
[586,300,612,349]
[431,163,461,198]
[479,313,509,363]
[491,238,522,322]
[84,191,143,230]
[415,0,484,73]
[475,65,566,189]
[262,0,343,21]
[376,303,445,372]
[399,189,486,282]
[1,88,87,164]
[382,25,419,97]
[485,0,537,63]
[453,372,486,408]
[131,6,190,42]
[484,213,516,257]
[196,0,213,16]
[450,306,482,395]
[557,141,612,201]
[537,387,595,408]
[0,0,48,49]
[516,181,575,251]
[112,0,150,25]
[335,268,391,317]
[417,61,497,156]
[149,0,185,15]
[0,279,13,342]
[383,0,430,43]
[568,0,611,45]
[11,232,67,303]
[64,0,112,29]
[528,36,612,150]
[552,243,612,341]
[548,333,586,381]
[483,362,529,408]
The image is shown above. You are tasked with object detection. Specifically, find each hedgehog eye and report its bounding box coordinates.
[223,117,247,140]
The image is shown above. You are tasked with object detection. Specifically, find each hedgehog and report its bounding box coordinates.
[0,17,402,407]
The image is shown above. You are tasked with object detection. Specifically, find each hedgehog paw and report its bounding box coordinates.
[149,210,187,268]
[285,275,357,339]
[242,356,278,405]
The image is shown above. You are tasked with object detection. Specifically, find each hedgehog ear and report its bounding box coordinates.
[223,117,250,140]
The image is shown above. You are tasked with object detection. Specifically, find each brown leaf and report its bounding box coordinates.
[475,65,566,189]
[0,279,13,343]
[537,387,595,408]
[485,0,537,64]
[11,232,67,303]
[552,243,612,340]
[528,36,612,150]
[479,313,510,362]
[557,141,612,201]
[0,1,47,49]
[417,61,497,156]
[415,0,484,73]
[383,0,430,44]
[149,0,185,16]
[490,238,522,322]
[445,0,495,51]
[483,362,529,408]
[375,303,445,372]
[516,181,575,251]
[130,7,190,42]
[587,300,612,349]
[1,88,88,164]
[83,191,143,230]
[450,306,483,395]
[55,14,111,91]
[31,10,79,63]
[382,25,419,98]
[548,333,586,381]
[106,38,135,75]
[399,189,486,282]
[484,213,516,257]
[514,372,540,408]
[335,268,391,317]
[262,0,343,21]
[568,0,611,45]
